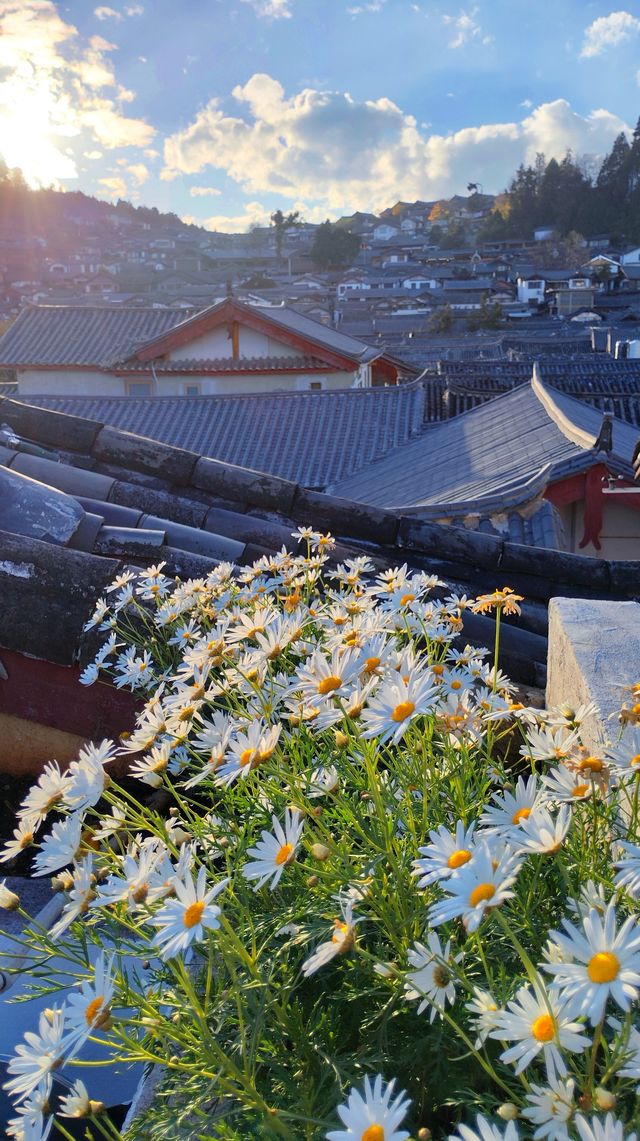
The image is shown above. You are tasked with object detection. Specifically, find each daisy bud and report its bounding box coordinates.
[306,875,319,887]
[334,731,349,748]
[594,1088,616,1111]
[171,827,191,846]
[89,1100,106,1116]
[418,1130,432,1140]
[218,837,230,849]
[578,1094,593,1112]
[497,1103,518,1121]
[311,843,330,862]
[0,881,20,910]
[311,806,322,818]
[51,871,74,893]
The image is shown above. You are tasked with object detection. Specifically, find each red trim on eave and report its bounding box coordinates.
[134,298,366,373]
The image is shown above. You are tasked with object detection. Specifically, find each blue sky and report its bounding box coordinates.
[1,0,639,230]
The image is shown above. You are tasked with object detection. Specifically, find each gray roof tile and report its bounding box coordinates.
[23,381,428,488]
[0,305,185,367]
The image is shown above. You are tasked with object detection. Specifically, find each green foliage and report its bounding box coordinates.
[270,209,301,259]
[310,221,360,270]
[428,304,454,333]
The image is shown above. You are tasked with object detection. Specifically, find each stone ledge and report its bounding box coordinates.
[546,597,640,752]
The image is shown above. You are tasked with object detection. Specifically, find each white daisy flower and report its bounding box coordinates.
[6,1105,53,1140]
[150,866,228,960]
[541,765,597,804]
[574,1114,637,1141]
[94,841,171,911]
[49,856,96,939]
[18,762,68,826]
[412,820,478,888]
[480,775,544,834]
[404,932,461,1022]
[542,903,640,1024]
[302,896,359,977]
[327,1074,411,1141]
[360,670,439,744]
[450,1115,519,1141]
[0,815,39,863]
[466,987,500,1046]
[297,647,362,705]
[613,841,640,899]
[66,951,116,1042]
[605,729,640,775]
[520,726,581,764]
[242,810,304,891]
[5,1008,69,1103]
[307,765,340,797]
[32,814,83,878]
[613,1019,640,1090]
[58,1078,97,1117]
[215,722,282,787]
[521,1077,575,1141]
[429,843,522,931]
[566,881,609,920]
[515,805,572,856]
[489,982,589,1079]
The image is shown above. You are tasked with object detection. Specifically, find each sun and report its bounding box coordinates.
[0,80,77,187]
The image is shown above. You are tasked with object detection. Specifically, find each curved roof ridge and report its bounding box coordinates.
[532,364,598,452]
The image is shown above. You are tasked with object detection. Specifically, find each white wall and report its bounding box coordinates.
[168,325,301,361]
[558,500,640,560]
[17,367,355,397]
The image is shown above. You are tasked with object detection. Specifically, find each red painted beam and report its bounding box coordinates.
[0,649,140,741]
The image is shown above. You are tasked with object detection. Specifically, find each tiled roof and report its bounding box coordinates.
[23,381,429,488]
[0,301,394,372]
[115,354,329,374]
[0,305,186,367]
[329,377,638,511]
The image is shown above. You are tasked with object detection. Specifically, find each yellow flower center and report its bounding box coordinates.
[85,996,105,1026]
[318,675,342,695]
[531,1014,555,1042]
[432,664,444,676]
[400,592,415,606]
[239,749,254,767]
[433,964,451,988]
[391,701,415,723]
[587,951,620,983]
[183,900,206,929]
[364,656,381,673]
[275,843,294,866]
[469,883,495,907]
[447,849,472,869]
[362,1127,385,1141]
[512,807,531,824]
[451,680,462,690]
[631,754,640,767]
[577,757,604,773]
[572,783,590,798]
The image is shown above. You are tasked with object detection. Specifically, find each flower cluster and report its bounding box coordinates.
[2,532,639,1140]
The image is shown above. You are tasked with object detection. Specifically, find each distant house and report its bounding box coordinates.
[0,298,405,396]
[516,277,546,306]
[372,224,400,242]
[329,372,640,560]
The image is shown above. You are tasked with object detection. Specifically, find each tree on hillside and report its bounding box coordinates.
[270,209,300,260]
[310,221,360,269]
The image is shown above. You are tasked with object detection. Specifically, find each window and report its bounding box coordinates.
[126,380,152,396]
[183,383,201,396]
[309,381,322,390]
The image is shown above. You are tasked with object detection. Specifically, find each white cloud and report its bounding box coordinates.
[240,0,293,18]
[99,174,127,196]
[162,78,627,216]
[580,10,640,57]
[189,185,223,196]
[94,3,143,17]
[442,6,492,48]
[348,1,387,14]
[127,161,149,184]
[94,6,121,20]
[198,200,270,232]
[0,1,155,185]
